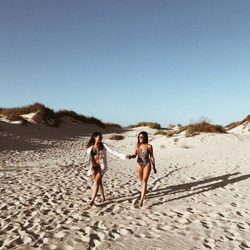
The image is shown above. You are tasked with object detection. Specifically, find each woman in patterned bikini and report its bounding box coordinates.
[127,131,156,207]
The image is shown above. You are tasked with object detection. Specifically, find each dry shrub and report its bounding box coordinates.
[241,115,250,124]
[154,130,180,137]
[128,122,161,129]
[33,109,59,127]
[0,103,45,116]
[225,115,250,131]
[225,122,239,131]
[0,103,58,126]
[56,110,105,128]
[177,126,186,133]
[104,123,122,129]
[154,130,168,136]
[109,135,125,140]
[0,103,122,128]
[186,120,226,137]
[6,114,28,125]
[167,131,178,137]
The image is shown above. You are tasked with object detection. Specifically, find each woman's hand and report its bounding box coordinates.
[126,154,136,159]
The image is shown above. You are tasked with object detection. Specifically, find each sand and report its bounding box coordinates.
[0,122,250,250]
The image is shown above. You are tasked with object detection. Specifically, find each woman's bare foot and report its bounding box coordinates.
[138,200,143,207]
[134,199,143,208]
[83,201,94,210]
[96,196,106,203]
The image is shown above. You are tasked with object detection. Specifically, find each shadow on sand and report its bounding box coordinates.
[0,120,130,152]
[102,171,250,207]
[147,171,250,207]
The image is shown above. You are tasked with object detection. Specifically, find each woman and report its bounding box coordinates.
[85,132,126,208]
[127,131,156,207]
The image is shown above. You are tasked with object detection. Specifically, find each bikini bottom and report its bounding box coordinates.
[92,165,101,175]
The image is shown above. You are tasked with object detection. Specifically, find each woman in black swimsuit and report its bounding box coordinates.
[127,131,156,207]
[85,132,127,208]
[86,132,105,208]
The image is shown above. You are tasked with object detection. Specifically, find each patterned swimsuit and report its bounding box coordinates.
[137,148,151,167]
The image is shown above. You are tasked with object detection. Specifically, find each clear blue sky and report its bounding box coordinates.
[0,1,249,127]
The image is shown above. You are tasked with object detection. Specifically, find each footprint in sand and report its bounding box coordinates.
[237,222,248,231]
[203,238,216,249]
[240,241,250,249]
[88,233,102,249]
[119,228,133,236]
[186,207,196,213]
[236,210,244,217]
[108,229,121,240]
[157,224,172,231]
[231,202,237,207]
[200,220,212,229]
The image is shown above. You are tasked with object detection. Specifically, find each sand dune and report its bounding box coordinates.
[0,124,250,249]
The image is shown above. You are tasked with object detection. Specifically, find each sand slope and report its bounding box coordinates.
[0,126,250,249]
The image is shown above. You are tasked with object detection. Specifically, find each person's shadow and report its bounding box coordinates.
[102,171,250,207]
[147,171,250,208]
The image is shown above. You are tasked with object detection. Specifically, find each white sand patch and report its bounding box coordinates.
[229,121,250,135]
[20,112,37,123]
[0,115,22,124]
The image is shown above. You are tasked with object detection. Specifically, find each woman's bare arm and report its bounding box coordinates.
[149,144,156,173]
[104,143,126,160]
[128,145,138,159]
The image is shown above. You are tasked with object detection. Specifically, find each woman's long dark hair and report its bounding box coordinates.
[137,131,148,144]
[87,132,104,149]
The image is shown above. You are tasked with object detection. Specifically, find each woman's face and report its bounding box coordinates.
[139,133,145,143]
[95,135,103,144]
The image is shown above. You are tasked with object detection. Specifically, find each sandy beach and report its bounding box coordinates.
[1,122,250,250]
[1,1,250,249]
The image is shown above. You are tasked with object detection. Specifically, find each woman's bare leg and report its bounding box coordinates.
[137,165,143,182]
[99,179,105,203]
[139,164,151,207]
[89,172,102,206]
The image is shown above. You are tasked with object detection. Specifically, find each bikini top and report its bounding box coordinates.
[91,149,99,158]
